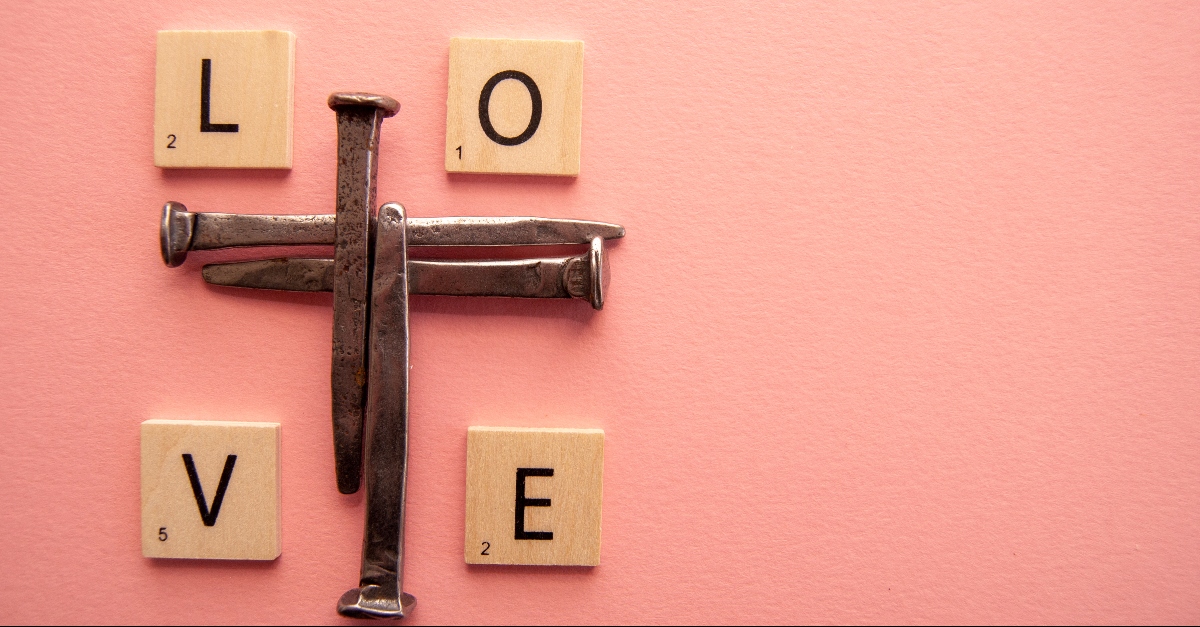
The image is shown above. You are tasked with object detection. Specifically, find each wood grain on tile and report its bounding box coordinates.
[465,427,603,566]
[141,420,281,560]
[154,30,294,168]
[445,38,583,176]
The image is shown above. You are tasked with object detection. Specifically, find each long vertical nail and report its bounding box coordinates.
[328,93,399,495]
[337,202,416,619]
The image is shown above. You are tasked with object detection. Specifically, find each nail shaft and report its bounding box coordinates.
[160,203,625,267]
[193,212,335,250]
[336,202,416,619]
[199,241,607,309]
[328,93,398,496]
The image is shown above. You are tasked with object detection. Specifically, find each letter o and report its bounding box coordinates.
[478,70,542,146]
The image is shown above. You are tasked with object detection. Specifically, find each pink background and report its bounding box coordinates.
[1,1,1198,623]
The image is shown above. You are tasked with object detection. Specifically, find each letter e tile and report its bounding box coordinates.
[445,38,584,176]
[154,30,295,168]
[141,420,281,560]
[465,427,603,565]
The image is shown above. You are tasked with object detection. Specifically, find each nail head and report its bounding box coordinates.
[327,92,400,117]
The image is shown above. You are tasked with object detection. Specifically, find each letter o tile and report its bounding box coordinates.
[445,38,584,176]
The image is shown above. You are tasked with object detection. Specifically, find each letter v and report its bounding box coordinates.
[181,453,238,526]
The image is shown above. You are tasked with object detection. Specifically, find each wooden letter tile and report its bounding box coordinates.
[465,427,603,566]
[445,38,584,176]
[141,420,281,560]
[154,30,295,168]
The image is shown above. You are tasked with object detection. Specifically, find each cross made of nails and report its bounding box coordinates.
[159,92,624,619]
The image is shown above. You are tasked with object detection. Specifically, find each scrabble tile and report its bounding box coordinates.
[465,427,603,566]
[154,30,295,168]
[445,38,584,176]
[141,420,281,560]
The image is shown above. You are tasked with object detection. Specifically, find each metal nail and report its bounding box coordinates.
[198,236,609,309]
[201,258,335,292]
[160,203,335,266]
[336,202,416,619]
[160,201,194,268]
[328,92,399,495]
[159,203,623,264]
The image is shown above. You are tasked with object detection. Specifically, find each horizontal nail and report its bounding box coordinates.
[200,240,607,310]
[160,202,625,267]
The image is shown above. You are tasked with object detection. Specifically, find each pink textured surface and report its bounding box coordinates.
[1,1,1198,623]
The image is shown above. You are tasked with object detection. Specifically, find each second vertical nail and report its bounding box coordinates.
[327,92,400,495]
